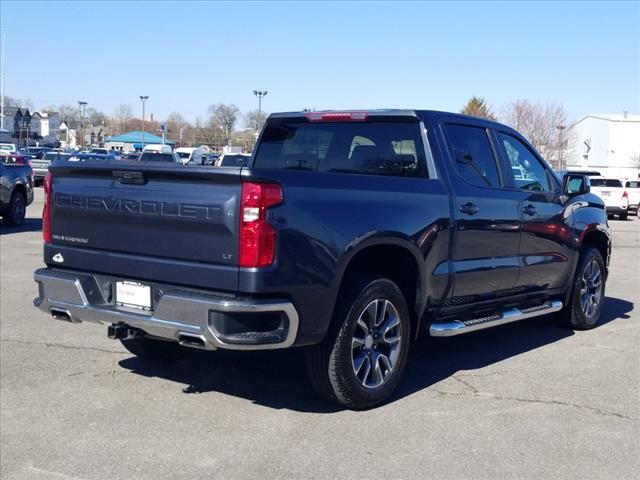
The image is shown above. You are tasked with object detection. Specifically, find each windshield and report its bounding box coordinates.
[220,155,249,167]
[253,118,427,177]
[590,178,622,188]
[139,152,176,162]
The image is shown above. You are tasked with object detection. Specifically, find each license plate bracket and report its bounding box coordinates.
[116,281,152,311]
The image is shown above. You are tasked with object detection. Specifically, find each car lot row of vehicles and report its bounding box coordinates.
[559,169,640,219]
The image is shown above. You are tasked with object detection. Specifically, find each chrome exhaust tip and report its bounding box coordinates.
[177,332,210,350]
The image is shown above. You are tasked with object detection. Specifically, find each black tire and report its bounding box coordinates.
[558,246,606,330]
[120,336,184,362]
[3,191,26,226]
[619,212,628,220]
[305,275,411,409]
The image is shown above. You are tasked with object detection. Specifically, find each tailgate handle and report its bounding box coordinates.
[113,170,146,185]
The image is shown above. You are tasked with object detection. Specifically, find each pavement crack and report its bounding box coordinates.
[452,375,479,393]
[432,388,638,420]
[1,338,125,355]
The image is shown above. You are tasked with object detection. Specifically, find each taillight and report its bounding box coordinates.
[305,111,368,122]
[622,191,628,198]
[239,182,283,268]
[42,173,52,243]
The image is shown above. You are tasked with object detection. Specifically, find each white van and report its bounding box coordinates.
[142,144,173,154]
[139,144,180,163]
[175,147,204,165]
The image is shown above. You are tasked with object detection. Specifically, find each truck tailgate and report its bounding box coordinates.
[47,161,242,291]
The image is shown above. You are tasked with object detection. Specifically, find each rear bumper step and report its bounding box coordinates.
[33,268,299,351]
[429,300,563,337]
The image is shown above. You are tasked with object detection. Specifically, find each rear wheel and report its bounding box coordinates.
[619,212,628,220]
[558,246,605,330]
[3,191,26,226]
[120,336,184,362]
[305,275,411,409]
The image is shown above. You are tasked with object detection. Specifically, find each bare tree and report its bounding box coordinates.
[207,103,240,143]
[111,104,133,134]
[460,96,496,120]
[58,103,79,122]
[166,112,190,142]
[2,95,21,107]
[244,109,268,131]
[85,107,107,125]
[501,100,575,170]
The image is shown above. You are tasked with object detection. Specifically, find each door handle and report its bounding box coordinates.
[459,202,479,215]
[523,204,537,216]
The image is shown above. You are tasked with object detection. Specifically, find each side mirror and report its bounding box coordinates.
[563,173,590,196]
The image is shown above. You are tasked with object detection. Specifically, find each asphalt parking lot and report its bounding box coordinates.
[1,189,638,480]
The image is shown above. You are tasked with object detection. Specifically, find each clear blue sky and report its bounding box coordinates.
[1,0,638,123]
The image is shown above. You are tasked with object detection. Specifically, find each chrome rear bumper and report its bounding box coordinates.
[33,268,299,351]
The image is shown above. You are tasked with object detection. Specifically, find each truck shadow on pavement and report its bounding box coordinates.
[0,218,42,235]
[118,296,633,413]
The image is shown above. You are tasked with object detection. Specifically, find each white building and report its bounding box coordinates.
[568,113,640,181]
[31,111,61,145]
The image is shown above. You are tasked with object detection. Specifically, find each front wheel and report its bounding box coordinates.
[3,191,26,226]
[305,276,411,409]
[558,246,606,330]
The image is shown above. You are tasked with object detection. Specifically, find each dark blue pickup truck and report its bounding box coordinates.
[34,110,610,409]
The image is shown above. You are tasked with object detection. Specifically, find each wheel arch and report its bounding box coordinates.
[332,236,427,337]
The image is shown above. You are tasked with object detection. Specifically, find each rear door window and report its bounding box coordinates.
[443,124,501,188]
[253,119,427,178]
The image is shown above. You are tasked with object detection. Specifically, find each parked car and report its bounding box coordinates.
[217,153,251,167]
[31,152,71,186]
[122,152,141,161]
[68,153,113,162]
[34,109,611,409]
[21,147,52,159]
[1,152,34,225]
[0,143,18,154]
[175,147,204,165]
[589,177,629,219]
[139,144,180,163]
[624,180,640,212]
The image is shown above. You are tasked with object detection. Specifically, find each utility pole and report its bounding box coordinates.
[556,125,566,171]
[139,95,148,148]
[77,100,87,149]
[252,90,268,130]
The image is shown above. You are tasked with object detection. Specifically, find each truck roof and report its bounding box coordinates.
[268,109,506,127]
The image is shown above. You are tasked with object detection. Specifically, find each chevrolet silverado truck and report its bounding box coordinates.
[1,154,34,226]
[33,110,611,409]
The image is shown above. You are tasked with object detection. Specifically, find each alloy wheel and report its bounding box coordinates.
[351,298,402,389]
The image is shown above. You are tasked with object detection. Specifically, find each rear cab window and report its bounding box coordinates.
[443,123,502,188]
[591,179,622,188]
[253,116,428,178]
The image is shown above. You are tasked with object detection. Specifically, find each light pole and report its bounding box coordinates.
[252,90,268,130]
[139,95,148,148]
[77,100,87,149]
[556,125,566,171]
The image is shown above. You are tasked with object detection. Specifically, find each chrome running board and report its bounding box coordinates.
[429,300,563,337]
